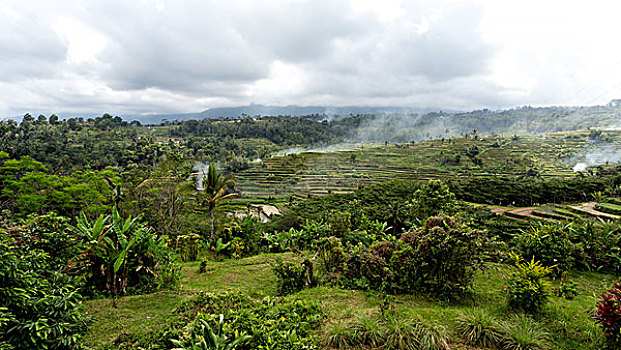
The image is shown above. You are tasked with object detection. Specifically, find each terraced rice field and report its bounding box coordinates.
[231,131,615,202]
[496,199,621,223]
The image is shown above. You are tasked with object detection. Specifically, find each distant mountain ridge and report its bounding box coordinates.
[121,105,453,124]
[2,101,620,128]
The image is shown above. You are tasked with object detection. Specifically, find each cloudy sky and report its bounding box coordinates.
[1,0,621,116]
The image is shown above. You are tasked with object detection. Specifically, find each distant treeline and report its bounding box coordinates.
[167,114,363,145]
[2,103,620,173]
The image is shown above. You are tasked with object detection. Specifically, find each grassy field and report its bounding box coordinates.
[84,252,611,349]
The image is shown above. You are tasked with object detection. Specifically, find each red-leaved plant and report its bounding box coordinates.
[593,281,621,350]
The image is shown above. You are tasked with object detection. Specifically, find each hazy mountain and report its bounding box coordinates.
[120,105,452,124]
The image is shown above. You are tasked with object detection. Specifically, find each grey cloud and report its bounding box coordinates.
[82,2,270,92]
[0,0,585,116]
[319,4,494,83]
[0,14,67,81]
[229,1,374,63]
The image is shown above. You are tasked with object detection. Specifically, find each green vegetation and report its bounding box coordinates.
[2,113,621,349]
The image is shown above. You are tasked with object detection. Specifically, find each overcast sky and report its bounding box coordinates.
[1,0,621,116]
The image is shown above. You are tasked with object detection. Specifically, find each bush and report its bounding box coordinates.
[16,212,79,270]
[571,220,621,272]
[512,222,576,274]
[325,315,450,350]
[199,259,208,273]
[0,232,91,350]
[71,208,181,297]
[170,315,251,350]
[176,233,200,261]
[503,255,554,314]
[220,216,263,257]
[356,216,487,300]
[593,281,621,350]
[114,291,323,350]
[176,290,253,320]
[271,257,307,295]
[410,180,457,220]
[554,281,579,300]
[500,314,550,350]
[455,308,503,348]
[156,259,182,291]
[316,236,348,278]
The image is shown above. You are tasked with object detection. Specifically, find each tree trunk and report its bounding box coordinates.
[210,206,215,242]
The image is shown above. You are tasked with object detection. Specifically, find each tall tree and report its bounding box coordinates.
[196,162,237,241]
[134,154,193,239]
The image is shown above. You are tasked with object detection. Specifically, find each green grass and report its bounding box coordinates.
[83,255,613,349]
[606,197,621,205]
[84,292,187,347]
[595,202,621,215]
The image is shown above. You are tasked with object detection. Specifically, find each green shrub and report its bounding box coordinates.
[177,233,200,261]
[411,316,450,350]
[166,292,323,350]
[326,315,449,350]
[356,216,487,300]
[512,222,576,273]
[157,259,182,290]
[455,308,503,347]
[500,314,550,350]
[554,281,579,300]
[503,255,554,314]
[271,257,307,295]
[17,212,78,270]
[0,232,91,350]
[346,315,384,348]
[199,259,208,273]
[571,220,621,272]
[318,216,490,299]
[220,216,263,257]
[176,290,253,320]
[170,315,251,350]
[71,207,180,297]
[410,180,457,220]
[316,236,348,276]
[324,322,356,349]
[592,281,621,350]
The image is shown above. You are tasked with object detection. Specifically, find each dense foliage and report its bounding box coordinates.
[0,231,91,349]
[71,208,180,297]
[353,216,487,299]
[593,281,621,350]
[2,111,621,349]
[106,290,323,350]
[503,255,554,314]
[449,174,613,206]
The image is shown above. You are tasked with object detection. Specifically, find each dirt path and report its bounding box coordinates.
[507,207,555,222]
[569,202,620,220]
[485,205,556,222]
[489,206,511,214]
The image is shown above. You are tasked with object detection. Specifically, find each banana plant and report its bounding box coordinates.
[171,314,251,350]
[70,206,167,304]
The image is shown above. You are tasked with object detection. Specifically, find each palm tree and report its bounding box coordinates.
[196,162,238,241]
